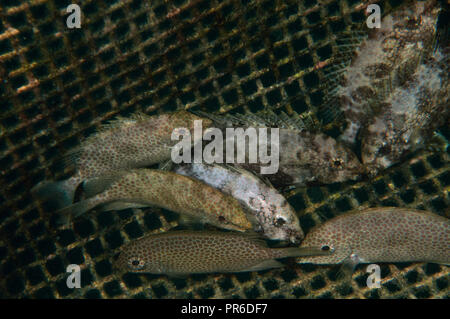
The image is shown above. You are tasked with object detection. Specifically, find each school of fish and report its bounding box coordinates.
[30,1,449,280]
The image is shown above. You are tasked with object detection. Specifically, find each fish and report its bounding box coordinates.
[114,231,328,275]
[257,129,365,188]
[326,1,442,148]
[296,207,450,268]
[361,47,449,175]
[174,163,304,243]
[194,110,365,188]
[56,169,252,232]
[31,111,212,208]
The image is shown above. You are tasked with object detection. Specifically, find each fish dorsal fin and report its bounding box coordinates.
[61,146,83,169]
[190,109,272,128]
[98,116,138,131]
[228,163,276,188]
[128,111,153,121]
[249,109,319,132]
[188,110,240,127]
[190,108,319,132]
[320,30,368,89]
[93,112,157,135]
[318,30,369,125]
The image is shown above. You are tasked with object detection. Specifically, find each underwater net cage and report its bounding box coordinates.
[0,0,448,298]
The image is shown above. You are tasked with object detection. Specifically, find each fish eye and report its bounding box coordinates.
[274,217,286,227]
[128,257,145,270]
[321,245,331,252]
[332,158,343,168]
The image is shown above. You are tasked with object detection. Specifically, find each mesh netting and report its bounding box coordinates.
[0,0,448,298]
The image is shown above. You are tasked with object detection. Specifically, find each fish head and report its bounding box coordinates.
[114,242,154,273]
[297,221,352,264]
[311,135,365,183]
[256,195,304,243]
[268,215,304,244]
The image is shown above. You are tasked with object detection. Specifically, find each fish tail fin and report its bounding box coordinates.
[55,198,97,225]
[31,177,80,209]
[277,246,331,258]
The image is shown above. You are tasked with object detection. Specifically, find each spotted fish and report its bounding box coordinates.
[296,207,450,267]
[329,1,442,148]
[32,111,212,208]
[174,163,304,243]
[114,231,328,275]
[194,110,365,188]
[361,47,449,175]
[254,129,365,187]
[56,169,252,232]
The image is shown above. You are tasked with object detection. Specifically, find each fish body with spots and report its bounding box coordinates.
[297,207,450,266]
[56,169,252,232]
[174,163,304,243]
[361,47,449,175]
[32,111,212,208]
[335,2,441,147]
[239,128,365,188]
[114,231,326,275]
[195,110,365,188]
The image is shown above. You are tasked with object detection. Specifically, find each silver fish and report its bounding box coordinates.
[174,163,304,243]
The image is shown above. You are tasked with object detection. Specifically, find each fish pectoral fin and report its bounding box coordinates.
[336,256,358,281]
[239,259,285,273]
[158,159,173,171]
[178,214,203,228]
